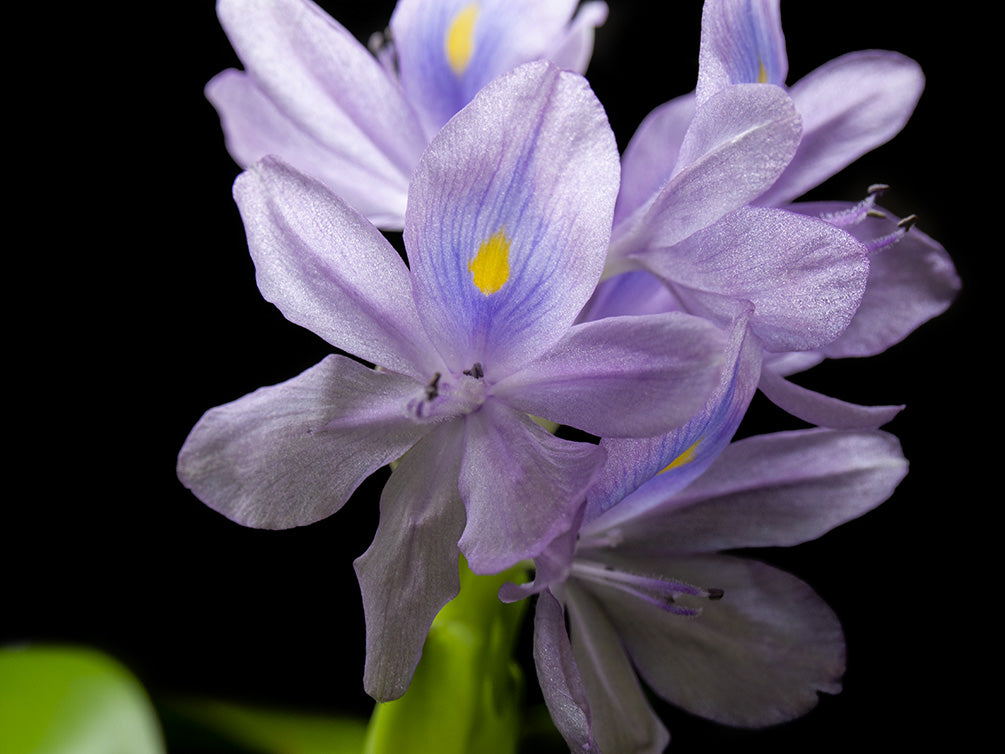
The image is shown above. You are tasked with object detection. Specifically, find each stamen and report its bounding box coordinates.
[573,560,723,617]
[463,362,484,379]
[425,372,441,401]
[817,186,917,254]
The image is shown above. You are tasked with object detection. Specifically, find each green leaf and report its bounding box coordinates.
[0,644,165,754]
[164,697,368,754]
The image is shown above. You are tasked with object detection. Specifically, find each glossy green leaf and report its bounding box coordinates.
[0,644,165,754]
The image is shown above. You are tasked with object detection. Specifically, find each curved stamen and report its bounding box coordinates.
[572,560,723,617]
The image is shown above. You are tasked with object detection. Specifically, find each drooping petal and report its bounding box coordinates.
[216,0,426,197]
[496,312,725,438]
[614,93,695,228]
[609,85,800,271]
[532,589,596,753]
[758,366,904,429]
[390,0,605,136]
[354,423,467,702]
[177,355,426,529]
[206,70,410,228]
[564,583,670,753]
[457,401,605,574]
[791,203,960,358]
[645,206,869,352]
[233,156,436,379]
[758,50,925,206]
[584,553,845,728]
[696,0,787,104]
[583,308,761,527]
[406,61,619,375]
[600,428,907,553]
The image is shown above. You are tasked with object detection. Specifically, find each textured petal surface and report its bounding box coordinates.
[610,84,800,268]
[758,367,904,429]
[406,61,619,375]
[650,207,869,352]
[583,553,844,728]
[496,312,726,438]
[234,157,435,378]
[602,428,907,553]
[391,0,603,135]
[217,0,425,186]
[206,70,410,228]
[564,583,670,753]
[458,401,605,574]
[355,423,467,702]
[696,0,787,103]
[758,50,924,206]
[177,355,426,529]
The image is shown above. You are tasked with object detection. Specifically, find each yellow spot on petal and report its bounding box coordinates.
[659,438,702,474]
[757,59,768,83]
[468,228,511,296]
[445,2,479,75]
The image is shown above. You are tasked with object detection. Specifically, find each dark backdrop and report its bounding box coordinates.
[10,2,986,751]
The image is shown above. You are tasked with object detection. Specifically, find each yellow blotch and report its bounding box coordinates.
[468,228,511,296]
[659,438,702,474]
[445,2,479,75]
[757,59,768,83]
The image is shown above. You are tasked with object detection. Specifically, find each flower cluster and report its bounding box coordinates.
[180,0,959,750]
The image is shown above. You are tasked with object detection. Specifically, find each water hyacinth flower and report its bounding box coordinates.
[593,0,959,428]
[178,62,728,701]
[207,0,608,229]
[514,338,908,752]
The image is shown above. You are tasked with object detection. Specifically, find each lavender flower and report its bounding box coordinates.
[178,62,727,702]
[206,0,608,229]
[514,336,908,751]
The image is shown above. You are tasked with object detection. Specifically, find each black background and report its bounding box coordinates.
[10,1,989,751]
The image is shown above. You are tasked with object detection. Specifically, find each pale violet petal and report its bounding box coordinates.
[547,1,609,74]
[355,423,467,701]
[177,355,426,529]
[583,553,845,728]
[495,312,726,438]
[758,50,925,206]
[458,401,605,574]
[406,61,619,376]
[206,69,409,229]
[758,366,904,429]
[234,156,435,378]
[601,428,907,553]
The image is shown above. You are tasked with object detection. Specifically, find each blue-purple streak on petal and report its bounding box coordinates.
[457,401,605,574]
[234,156,436,379]
[496,312,727,438]
[583,307,761,526]
[355,422,467,701]
[406,61,619,375]
[177,355,426,529]
[697,0,787,103]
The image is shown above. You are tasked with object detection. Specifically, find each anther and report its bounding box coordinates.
[897,213,918,230]
[868,183,891,196]
[463,362,485,379]
[425,372,441,401]
[707,587,724,600]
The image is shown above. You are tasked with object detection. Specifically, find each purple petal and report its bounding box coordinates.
[793,203,960,358]
[610,85,800,268]
[577,269,683,323]
[563,583,670,753]
[601,428,907,553]
[696,0,787,103]
[584,553,844,728]
[758,50,925,206]
[532,589,596,752]
[354,423,467,701]
[648,207,869,352]
[206,70,410,228]
[234,156,436,379]
[547,1,609,74]
[583,309,762,527]
[758,366,904,429]
[406,61,619,375]
[177,355,426,529]
[457,401,605,574]
[216,0,426,190]
[496,312,726,438]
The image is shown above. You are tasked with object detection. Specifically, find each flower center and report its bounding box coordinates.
[408,363,488,421]
[572,559,723,617]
